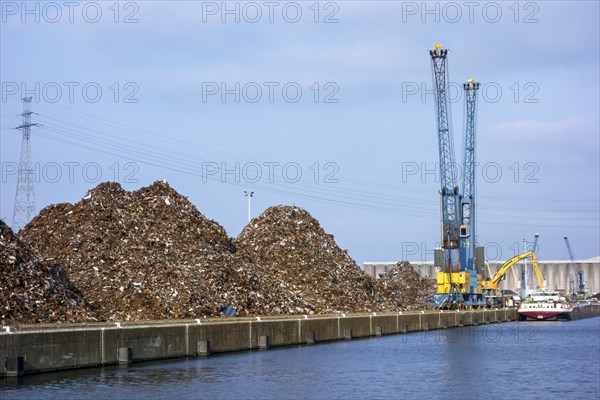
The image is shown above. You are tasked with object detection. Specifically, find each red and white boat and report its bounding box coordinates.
[518,290,573,321]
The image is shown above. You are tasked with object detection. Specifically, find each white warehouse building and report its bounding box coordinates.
[364,256,600,295]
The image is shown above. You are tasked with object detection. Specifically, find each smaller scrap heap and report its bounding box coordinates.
[378,261,437,310]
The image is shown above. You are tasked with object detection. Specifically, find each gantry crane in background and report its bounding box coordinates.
[564,236,589,299]
[520,233,540,298]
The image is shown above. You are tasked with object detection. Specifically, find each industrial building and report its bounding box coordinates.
[364,256,600,295]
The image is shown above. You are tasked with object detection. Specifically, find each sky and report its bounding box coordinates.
[1,1,599,266]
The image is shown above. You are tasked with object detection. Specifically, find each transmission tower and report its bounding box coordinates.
[12,97,37,232]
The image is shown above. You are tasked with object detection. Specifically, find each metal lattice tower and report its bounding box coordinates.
[430,44,460,272]
[12,97,37,232]
[564,236,581,295]
[459,78,480,271]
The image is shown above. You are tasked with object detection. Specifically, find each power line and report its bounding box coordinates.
[14,103,597,229]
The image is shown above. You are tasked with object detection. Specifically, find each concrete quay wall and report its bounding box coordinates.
[1,309,517,377]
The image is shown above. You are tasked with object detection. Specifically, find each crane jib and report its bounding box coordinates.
[430,48,459,264]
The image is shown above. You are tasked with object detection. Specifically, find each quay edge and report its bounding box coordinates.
[1,309,517,377]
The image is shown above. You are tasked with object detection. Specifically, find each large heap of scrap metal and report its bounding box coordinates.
[235,205,400,314]
[19,181,266,321]
[0,219,95,324]
[14,181,435,322]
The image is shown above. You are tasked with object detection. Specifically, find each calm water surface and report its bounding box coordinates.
[1,318,599,399]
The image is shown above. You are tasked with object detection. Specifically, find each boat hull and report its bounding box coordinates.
[518,310,570,321]
[518,302,600,321]
[518,302,573,321]
[569,302,600,320]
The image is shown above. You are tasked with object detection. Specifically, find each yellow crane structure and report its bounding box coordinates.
[481,251,545,293]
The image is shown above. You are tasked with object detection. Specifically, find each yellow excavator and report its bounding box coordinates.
[481,251,545,306]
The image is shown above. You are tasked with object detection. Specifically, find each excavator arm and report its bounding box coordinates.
[482,251,544,291]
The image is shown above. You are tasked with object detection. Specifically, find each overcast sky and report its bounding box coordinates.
[1,1,598,265]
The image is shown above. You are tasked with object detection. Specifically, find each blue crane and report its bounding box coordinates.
[429,43,461,274]
[520,233,540,298]
[564,236,587,298]
[429,44,484,308]
[459,78,480,276]
[459,78,481,304]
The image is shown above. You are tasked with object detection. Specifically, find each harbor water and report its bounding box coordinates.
[1,318,598,399]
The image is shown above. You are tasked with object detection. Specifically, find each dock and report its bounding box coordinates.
[1,308,517,377]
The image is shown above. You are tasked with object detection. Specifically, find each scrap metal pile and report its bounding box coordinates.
[235,206,400,314]
[18,181,265,321]
[378,261,437,309]
[0,220,95,325]
[2,181,433,323]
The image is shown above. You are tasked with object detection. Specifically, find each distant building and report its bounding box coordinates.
[364,256,600,295]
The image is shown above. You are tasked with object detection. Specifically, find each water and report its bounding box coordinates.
[2,318,599,399]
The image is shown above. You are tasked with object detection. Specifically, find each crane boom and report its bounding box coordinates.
[564,236,575,262]
[459,78,480,271]
[430,43,460,273]
[532,234,540,253]
[564,236,586,295]
[564,236,577,294]
[522,233,540,292]
[483,251,545,292]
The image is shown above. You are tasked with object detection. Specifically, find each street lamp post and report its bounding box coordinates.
[244,191,254,222]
